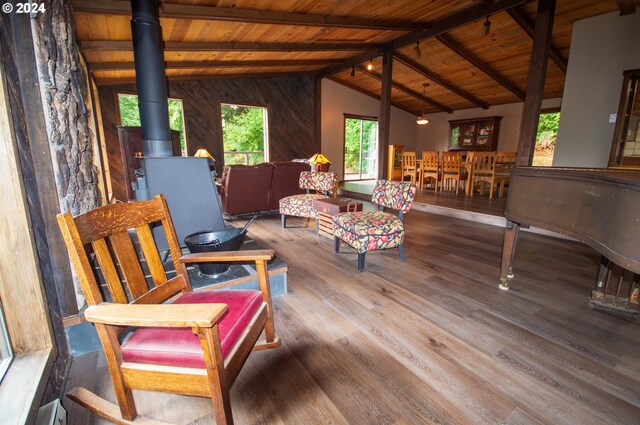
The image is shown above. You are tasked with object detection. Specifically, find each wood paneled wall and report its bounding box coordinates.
[99,76,318,202]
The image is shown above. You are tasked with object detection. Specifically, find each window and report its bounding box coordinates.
[221,103,269,165]
[0,302,12,382]
[533,110,560,167]
[344,116,378,180]
[117,94,187,155]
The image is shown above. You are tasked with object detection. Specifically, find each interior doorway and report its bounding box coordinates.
[344,115,378,180]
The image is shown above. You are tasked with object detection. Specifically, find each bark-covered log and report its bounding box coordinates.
[31,0,101,216]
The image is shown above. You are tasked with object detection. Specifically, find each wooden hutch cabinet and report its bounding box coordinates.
[448,116,501,151]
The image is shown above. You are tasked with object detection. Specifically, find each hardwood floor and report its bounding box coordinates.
[64,210,640,425]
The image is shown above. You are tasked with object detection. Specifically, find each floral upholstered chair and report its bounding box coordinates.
[279,171,338,227]
[333,179,416,271]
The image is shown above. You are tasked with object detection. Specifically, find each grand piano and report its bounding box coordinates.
[499,167,640,312]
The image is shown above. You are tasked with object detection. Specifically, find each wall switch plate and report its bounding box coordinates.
[609,113,617,123]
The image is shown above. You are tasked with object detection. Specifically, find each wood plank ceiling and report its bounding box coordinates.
[73,0,635,115]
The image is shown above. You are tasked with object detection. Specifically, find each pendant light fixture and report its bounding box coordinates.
[483,15,491,36]
[366,59,374,71]
[350,66,355,77]
[416,83,430,125]
[414,41,422,58]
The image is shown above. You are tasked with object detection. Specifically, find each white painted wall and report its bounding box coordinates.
[321,79,418,180]
[554,11,640,167]
[417,98,562,153]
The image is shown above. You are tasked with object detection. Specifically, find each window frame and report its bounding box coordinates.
[220,102,270,166]
[116,93,189,156]
[342,114,379,181]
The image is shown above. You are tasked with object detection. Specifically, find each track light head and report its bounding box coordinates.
[414,42,422,58]
[483,16,491,36]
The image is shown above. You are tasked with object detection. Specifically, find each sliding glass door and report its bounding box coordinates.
[344,116,378,180]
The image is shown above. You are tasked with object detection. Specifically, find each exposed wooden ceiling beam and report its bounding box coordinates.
[90,59,345,71]
[327,77,416,115]
[356,65,453,113]
[507,7,567,73]
[72,0,428,31]
[80,40,379,52]
[393,53,489,109]
[319,0,526,77]
[391,0,527,50]
[616,0,637,15]
[435,34,525,100]
[94,70,318,86]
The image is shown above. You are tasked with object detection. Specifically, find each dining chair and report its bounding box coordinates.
[492,151,517,197]
[467,152,496,197]
[440,151,467,194]
[57,194,280,425]
[420,151,440,190]
[401,151,419,184]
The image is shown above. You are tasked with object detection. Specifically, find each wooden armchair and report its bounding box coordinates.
[420,151,440,190]
[57,194,280,425]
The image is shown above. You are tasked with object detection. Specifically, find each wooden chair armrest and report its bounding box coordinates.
[179,249,275,264]
[84,302,228,328]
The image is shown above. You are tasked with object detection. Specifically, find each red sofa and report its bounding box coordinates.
[220,161,311,216]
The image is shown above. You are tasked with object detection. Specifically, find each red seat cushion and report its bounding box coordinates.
[121,290,263,369]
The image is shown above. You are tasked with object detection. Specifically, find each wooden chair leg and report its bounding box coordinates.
[200,327,234,425]
[334,236,340,253]
[357,251,366,272]
[281,214,286,228]
[94,325,138,421]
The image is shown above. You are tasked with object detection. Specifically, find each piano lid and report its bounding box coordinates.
[505,167,640,275]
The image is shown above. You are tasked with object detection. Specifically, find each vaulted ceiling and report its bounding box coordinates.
[72,0,637,115]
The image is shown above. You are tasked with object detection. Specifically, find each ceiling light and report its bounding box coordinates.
[483,16,491,36]
[366,59,374,71]
[350,66,355,77]
[416,83,430,126]
[414,42,422,58]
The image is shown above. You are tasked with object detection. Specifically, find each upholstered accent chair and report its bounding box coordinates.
[333,180,417,271]
[279,171,338,228]
[57,194,280,425]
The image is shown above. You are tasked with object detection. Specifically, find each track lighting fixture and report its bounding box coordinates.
[414,41,422,58]
[416,83,430,125]
[350,66,355,77]
[483,15,491,36]
[366,59,374,71]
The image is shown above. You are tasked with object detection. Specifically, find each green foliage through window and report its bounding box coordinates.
[118,94,187,154]
[221,104,267,165]
[533,112,560,167]
[344,117,377,180]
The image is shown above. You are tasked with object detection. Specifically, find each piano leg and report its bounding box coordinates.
[499,220,520,290]
[590,256,611,303]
